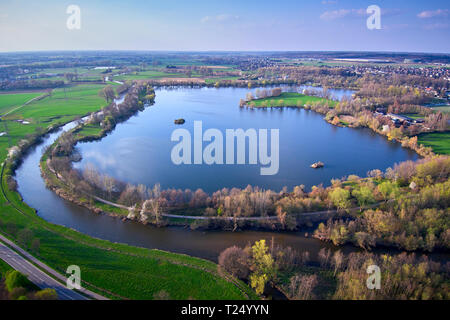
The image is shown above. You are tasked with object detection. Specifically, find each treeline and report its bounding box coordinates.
[314,156,450,251]
[46,131,450,252]
[0,79,64,91]
[218,240,449,300]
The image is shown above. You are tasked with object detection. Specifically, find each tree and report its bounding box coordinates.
[250,273,267,295]
[218,246,250,279]
[289,274,318,300]
[352,186,375,210]
[377,181,398,201]
[5,271,30,292]
[99,85,116,102]
[329,187,351,210]
[332,250,344,275]
[249,240,275,295]
[271,88,282,97]
[34,288,58,300]
[64,73,77,83]
[276,206,287,227]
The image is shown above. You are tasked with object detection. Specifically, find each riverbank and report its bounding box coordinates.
[1,85,255,300]
[38,86,449,254]
[243,91,441,158]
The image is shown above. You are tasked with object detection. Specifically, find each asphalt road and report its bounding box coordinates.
[0,241,87,300]
[0,234,108,300]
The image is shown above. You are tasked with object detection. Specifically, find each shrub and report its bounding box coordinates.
[5,271,30,292]
[218,246,250,279]
[34,288,58,300]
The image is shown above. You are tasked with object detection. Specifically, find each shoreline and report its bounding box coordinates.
[36,85,448,254]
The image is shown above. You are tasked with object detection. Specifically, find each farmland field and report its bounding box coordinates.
[0,82,255,300]
[418,131,450,155]
[250,92,336,107]
[0,84,108,160]
[0,92,44,114]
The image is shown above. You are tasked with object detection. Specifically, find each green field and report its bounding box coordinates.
[418,131,450,155]
[399,113,425,120]
[431,105,450,114]
[9,85,107,122]
[74,124,103,138]
[0,83,256,300]
[114,70,183,81]
[0,85,109,161]
[251,92,336,108]
[0,258,13,278]
[0,92,44,114]
[0,171,254,299]
[205,76,240,84]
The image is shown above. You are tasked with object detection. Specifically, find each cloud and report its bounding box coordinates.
[320,8,401,21]
[417,9,449,19]
[320,9,365,20]
[321,0,338,4]
[201,14,240,24]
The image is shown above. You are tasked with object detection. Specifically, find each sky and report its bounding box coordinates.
[0,0,449,53]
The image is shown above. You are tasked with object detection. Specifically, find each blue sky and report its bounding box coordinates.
[0,0,449,53]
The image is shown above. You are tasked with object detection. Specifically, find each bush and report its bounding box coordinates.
[5,271,30,292]
[218,246,250,279]
[34,288,58,300]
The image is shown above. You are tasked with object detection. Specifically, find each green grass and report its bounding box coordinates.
[6,85,107,122]
[0,82,256,300]
[0,85,109,161]
[0,259,13,279]
[0,92,44,115]
[114,70,182,81]
[1,160,255,299]
[251,92,336,108]
[205,76,240,84]
[74,124,103,138]
[400,113,425,120]
[418,131,450,155]
[431,106,450,114]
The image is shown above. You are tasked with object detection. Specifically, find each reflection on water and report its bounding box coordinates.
[73,87,417,193]
[14,86,437,263]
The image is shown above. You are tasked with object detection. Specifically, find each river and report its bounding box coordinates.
[15,86,431,263]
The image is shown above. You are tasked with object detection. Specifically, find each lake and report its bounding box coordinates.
[73,86,417,192]
[14,86,426,263]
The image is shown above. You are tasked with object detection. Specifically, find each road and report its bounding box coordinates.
[0,234,108,300]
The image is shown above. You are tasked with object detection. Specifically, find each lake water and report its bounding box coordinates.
[14,86,429,263]
[73,86,417,193]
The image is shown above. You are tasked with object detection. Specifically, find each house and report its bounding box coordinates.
[375,107,387,115]
[386,113,414,123]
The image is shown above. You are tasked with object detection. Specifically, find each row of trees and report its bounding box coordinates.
[314,156,450,251]
[47,148,449,252]
[218,240,449,299]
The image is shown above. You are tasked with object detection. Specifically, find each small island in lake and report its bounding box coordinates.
[174,118,185,124]
[310,161,324,169]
